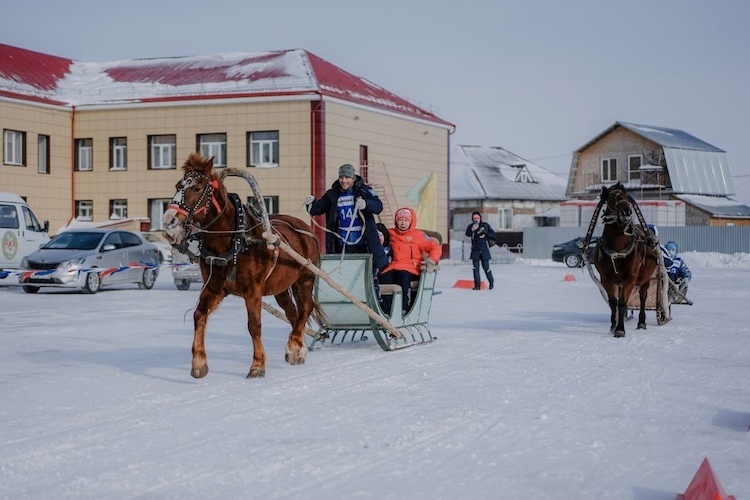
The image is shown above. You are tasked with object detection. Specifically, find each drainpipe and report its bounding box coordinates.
[310,93,326,248]
[445,125,456,259]
[70,105,76,222]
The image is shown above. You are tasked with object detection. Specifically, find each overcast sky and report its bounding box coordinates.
[6,0,750,203]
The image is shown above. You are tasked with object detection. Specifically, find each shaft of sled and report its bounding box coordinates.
[261,301,317,337]
[264,232,404,340]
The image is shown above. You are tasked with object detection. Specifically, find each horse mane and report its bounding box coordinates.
[182,152,215,176]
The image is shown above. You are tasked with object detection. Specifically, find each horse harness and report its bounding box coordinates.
[582,185,656,275]
[171,171,274,282]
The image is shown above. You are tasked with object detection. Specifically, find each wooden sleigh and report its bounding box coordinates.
[309,254,438,351]
[626,252,693,324]
[584,241,694,326]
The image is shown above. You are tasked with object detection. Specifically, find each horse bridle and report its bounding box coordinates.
[602,190,633,228]
[169,171,224,230]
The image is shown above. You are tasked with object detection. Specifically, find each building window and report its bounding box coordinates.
[198,133,227,167]
[38,135,50,174]
[110,137,127,171]
[76,200,93,221]
[247,195,279,215]
[498,208,513,230]
[247,131,279,167]
[75,138,93,171]
[149,135,176,169]
[3,129,26,166]
[628,154,642,183]
[601,158,617,183]
[149,199,172,230]
[109,199,128,219]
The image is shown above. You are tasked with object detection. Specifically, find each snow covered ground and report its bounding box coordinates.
[1,253,748,499]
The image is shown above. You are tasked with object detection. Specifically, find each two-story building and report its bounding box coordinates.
[563,121,750,227]
[0,43,454,251]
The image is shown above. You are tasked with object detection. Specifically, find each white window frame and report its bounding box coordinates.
[498,207,513,230]
[111,137,127,171]
[248,131,279,168]
[601,157,617,183]
[247,195,279,215]
[149,199,172,230]
[628,154,642,183]
[76,139,93,171]
[4,129,25,166]
[150,135,176,169]
[76,200,93,221]
[199,133,227,167]
[38,135,50,174]
[110,199,128,220]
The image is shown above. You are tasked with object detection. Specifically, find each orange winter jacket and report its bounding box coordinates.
[383,207,442,276]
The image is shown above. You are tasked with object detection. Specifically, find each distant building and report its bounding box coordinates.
[0,43,454,245]
[564,121,750,226]
[450,145,568,235]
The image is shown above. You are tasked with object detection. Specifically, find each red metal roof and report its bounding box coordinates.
[0,43,72,91]
[306,51,452,126]
[0,43,453,128]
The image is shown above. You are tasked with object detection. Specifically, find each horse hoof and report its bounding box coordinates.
[613,330,626,338]
[637,323,647,330]
[191,365,209,379]
[247,368,266,379]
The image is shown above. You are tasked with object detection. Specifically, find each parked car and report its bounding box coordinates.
[171,250,203,290]
[139,231,173,264]
[551,236,600,268]
[19,228,160,294]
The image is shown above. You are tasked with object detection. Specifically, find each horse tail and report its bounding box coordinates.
[309,295,328,327]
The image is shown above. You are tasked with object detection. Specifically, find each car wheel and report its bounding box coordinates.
[564,253,582,268]
[175,279,191,291]
[139,268,156,290]
[23,285,40,294]
[83,271,101,294]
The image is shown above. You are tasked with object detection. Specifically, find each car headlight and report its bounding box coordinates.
[60,258,85,268]
[21,257,29,268]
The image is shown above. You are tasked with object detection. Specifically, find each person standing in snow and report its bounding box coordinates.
[466,211,495,290]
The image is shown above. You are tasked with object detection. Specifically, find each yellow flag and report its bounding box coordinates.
[415,172,438,231]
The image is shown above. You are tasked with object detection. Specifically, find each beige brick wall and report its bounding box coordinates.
[0,100,72,230]
[324,101,449,239]
[2,97,450,240]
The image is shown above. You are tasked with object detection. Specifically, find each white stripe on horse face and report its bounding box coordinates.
[171,191,182,204]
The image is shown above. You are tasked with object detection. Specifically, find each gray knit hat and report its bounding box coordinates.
[338,163,356,179]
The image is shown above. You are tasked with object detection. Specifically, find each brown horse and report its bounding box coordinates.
[162,153,323,378]
[593,183,659,337]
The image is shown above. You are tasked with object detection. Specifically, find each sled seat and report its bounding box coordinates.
[310,254,437,351]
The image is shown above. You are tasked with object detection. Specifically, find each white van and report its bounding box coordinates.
[0,192,50,269]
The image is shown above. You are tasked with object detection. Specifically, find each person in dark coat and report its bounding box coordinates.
[465,211,495,290]
[305,163,388,273]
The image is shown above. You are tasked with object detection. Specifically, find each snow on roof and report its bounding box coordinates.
[450,145,568,201]
[675,194,750,218]
[0,43,451,127]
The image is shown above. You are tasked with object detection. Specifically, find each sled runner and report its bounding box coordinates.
[309,254,437,351]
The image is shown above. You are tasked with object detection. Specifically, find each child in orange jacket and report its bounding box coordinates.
[380,207,441,315]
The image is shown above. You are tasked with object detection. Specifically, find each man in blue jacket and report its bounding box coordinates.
[305,163,388,274]
[466,211,496,290]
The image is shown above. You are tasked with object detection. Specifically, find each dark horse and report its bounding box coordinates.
[162,153,323,378]
[593,183,659,338]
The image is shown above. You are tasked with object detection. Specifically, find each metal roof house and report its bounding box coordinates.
[565,121,750,226]
[450,145,568,232]
[0,43,454,245]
